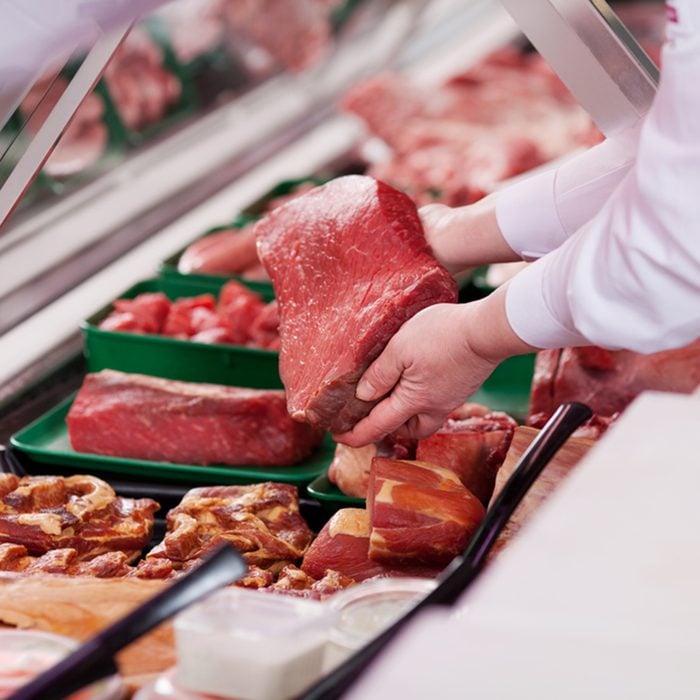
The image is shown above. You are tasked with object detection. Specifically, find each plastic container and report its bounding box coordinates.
[0,629,124,699]
[81,278,280,389]
[132,668,211,700]
[324,577,437,672]
[174,588,335,700]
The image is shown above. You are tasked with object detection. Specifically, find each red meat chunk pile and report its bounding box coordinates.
[98,281,279,350]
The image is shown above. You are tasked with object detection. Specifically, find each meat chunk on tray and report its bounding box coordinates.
[67,370,324,467]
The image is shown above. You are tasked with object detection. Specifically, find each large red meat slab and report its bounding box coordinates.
[67,370,323,466]
[255,175,458,433]
[368,458,485,568]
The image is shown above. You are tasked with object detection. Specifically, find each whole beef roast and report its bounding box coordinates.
[67,370,323,467]
[255,175,458,433]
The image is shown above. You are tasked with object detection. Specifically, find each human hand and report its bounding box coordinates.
[334,288,536,447]
[334,303,497,447]
[419,194,519,276]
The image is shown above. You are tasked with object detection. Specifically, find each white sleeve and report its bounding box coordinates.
[505,4,700,353]
[495,122,642,260]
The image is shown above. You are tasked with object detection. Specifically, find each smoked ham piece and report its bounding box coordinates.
[256,175,458,433]
[528,341,700,426]
[415,404,516,506]
[301,509,441,582]
[368,458,485,568]
[488,427,594,559]
[67,370,323,467]
[302,509,388,582]
[328,403,515,504]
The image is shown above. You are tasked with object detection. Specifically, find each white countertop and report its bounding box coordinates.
[349,390,700,699]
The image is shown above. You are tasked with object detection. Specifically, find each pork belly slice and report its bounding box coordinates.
[67,370,323,467]
[256,175,457,433]
[146,483,313,574]
[368,458,485,568]
[0,473,157,562]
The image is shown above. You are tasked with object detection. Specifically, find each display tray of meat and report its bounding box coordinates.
[160,175,328,296]
[10,370,334,487]
[82,277,281,390]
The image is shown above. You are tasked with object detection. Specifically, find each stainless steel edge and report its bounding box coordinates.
[0,25,129,230]
[498,0,658,135]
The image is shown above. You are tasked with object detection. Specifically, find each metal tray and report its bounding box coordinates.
[10,395,335,487]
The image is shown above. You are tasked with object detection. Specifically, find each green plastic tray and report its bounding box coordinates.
[82,277,281,389]
[11,395,334,487]
[158,176,327,295]
[469,353,535,422]
[306,472,364,513]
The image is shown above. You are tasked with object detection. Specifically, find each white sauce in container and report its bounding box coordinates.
[324,577,437,672]
[174,587,335,700]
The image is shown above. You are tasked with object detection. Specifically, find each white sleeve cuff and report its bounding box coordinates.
[505,255,587,349]
[495,167,563,261]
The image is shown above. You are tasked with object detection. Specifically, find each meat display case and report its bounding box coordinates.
[0,1,685,698]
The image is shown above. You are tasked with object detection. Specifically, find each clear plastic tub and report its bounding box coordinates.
[324,577,437,672]
[0,629,124,699]
[174,588,335,700]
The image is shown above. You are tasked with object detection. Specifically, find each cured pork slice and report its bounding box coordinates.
[146,483,313,574]
[367,458,485,568]
[528,341,700,426]
[67,370,323,467]
[302,509,388,582]
[328,435,415,499]
[256,175,457,433]
[415,404,516,506]
[301,509,441,582]
[0,473,157,562]
[488,427,594,559]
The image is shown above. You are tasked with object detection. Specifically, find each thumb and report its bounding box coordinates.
[356,345,404,402]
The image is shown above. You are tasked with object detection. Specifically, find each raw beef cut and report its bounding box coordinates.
[256,175,458,433]
[67,370,324,466]
[367,458,485,568]
[415,404,516,507]
[528,341,700,426]
[301,508,440,582]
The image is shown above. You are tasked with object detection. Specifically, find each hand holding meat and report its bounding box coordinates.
[336,290,535,446]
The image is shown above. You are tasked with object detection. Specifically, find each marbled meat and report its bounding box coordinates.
[256,175,457,433]
[67,370,323,466]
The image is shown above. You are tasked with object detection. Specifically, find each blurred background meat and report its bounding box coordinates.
[528,340,700,427]
[104,28,182,132]
[342,48,603,206]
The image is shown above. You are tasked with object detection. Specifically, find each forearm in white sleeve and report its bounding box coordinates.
[506,4,700,353]
[495,120,642,259]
